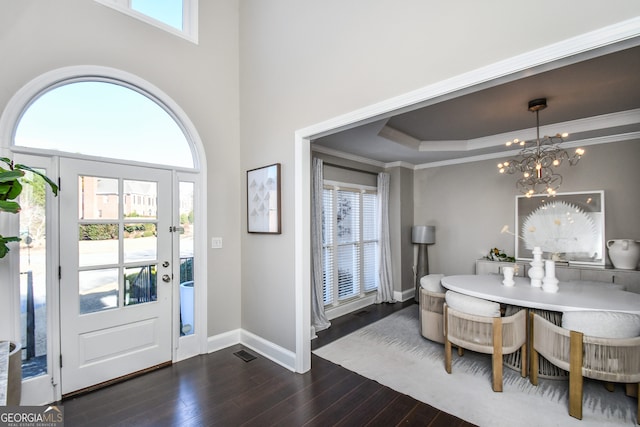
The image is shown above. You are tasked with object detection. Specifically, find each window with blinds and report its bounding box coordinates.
[322,184,379,307]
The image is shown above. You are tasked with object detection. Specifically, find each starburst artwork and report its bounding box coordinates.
[523,201,600,262]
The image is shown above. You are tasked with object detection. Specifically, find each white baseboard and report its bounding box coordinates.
[205,289,414,372]
[206,328,296,372]
[325,294,377,320]
[395,288,415,302]
[207,328,242,354]
[240,330,296,372]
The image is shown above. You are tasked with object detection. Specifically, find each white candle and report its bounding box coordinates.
[545,260,555,278]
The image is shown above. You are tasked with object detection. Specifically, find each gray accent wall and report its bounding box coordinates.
[414,140,640,276]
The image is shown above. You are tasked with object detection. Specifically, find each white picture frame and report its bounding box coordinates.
[247,163,281,234]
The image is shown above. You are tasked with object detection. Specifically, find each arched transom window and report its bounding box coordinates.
[15,81,195,169]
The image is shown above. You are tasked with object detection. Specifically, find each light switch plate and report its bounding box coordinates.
[211,237,223,249]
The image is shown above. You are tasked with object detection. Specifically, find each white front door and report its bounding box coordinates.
[59,158,173,395]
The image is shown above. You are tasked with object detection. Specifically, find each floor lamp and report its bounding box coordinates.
[412,225,435,302]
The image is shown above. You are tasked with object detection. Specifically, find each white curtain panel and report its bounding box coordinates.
[375,172,394,303]
[311,158,331,332]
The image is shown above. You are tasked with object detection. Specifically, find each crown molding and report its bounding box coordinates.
[310,144,386,168]
[391,108,640,152]
[414,132,640,170]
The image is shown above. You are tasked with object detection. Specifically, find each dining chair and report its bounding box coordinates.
[419,274,445,343]
[529,311,640,423]
[443,290,527,392]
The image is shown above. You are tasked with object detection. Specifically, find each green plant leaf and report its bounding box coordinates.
[0,200,21,214]
[0,183,12,197]
[0,170,24,183]
[15,164,59,196]
[0,235,20,258]
[5,179,22,201]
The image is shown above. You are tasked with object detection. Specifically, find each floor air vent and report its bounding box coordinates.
[233,350,257,362]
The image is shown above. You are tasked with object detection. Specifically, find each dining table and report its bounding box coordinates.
[440,274,640,378]
[441,274,640,315]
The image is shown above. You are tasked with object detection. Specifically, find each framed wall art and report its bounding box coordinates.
[247,163,281,234]
[515,190,605,265]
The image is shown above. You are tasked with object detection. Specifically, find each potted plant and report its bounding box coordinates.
[0,157,58,405]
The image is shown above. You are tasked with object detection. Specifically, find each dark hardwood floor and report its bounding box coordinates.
[61,301,476,426]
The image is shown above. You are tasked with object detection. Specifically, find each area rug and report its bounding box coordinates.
[313,305,637,427]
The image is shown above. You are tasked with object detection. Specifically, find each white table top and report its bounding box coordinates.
[441,275,640,314]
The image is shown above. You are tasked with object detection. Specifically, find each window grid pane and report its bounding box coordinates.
[337,244,360,300]
[362,192,377,241]
[336,190,360,245]
[322,189,333,246]
[362,242,378,292]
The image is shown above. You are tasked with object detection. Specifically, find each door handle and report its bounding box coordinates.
[162,274,171,283]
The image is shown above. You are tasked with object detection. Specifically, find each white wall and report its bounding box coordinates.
[239,0,640,356]
[0,1,242,337]
[414,140,640,275]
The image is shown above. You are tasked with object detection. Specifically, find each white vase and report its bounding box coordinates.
[607,239,640,270]
[502,266,515,287]
[528,246,544,288]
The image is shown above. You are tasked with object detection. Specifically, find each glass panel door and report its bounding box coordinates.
[59,158,172,396]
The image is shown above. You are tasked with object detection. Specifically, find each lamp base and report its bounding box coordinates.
[415,244,429,302]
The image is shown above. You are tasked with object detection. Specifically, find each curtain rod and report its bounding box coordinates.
[322,161,380,176]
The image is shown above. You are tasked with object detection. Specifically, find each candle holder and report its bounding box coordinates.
[528,246,544,288]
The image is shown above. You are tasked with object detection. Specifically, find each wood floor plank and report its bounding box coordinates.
[365,393,421,426]
[265,370,368,426]
[241,356,355,426]
[301,377,383,426]
[333,385,402,427]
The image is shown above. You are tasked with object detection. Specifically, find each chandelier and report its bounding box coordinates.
[497,98,584,197]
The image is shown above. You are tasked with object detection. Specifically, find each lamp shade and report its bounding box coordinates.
[412,225,435,244]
